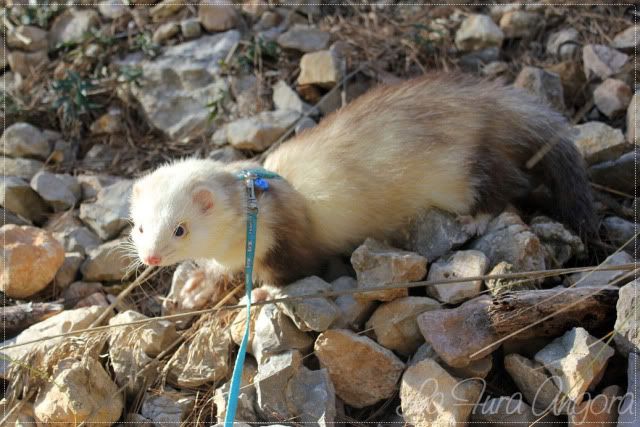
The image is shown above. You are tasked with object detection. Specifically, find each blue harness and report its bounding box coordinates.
[224,168,281,427]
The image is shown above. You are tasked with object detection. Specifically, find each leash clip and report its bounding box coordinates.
[243,172,258,212]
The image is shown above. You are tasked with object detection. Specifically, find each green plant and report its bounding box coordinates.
[132,33,161,58]
[52,71,101,122]
[237,38,279,70]
[117,65,144,87]
[206,89,229,121]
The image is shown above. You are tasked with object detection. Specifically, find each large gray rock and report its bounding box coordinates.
[121,31,240,140]
[275,276,340,332]
[213,358,258,423]
[1,122,50,160]
[546,27,579,60]
[277,25,331,52]
[351,238,427,302]
[602,216,636,255]
[392,208,474,261]
[534,327,614,404]
[366,296,440,355]
[594,78,632,118]
[589,149,638,195]
[285,367,336,427]
[330,276,376,330]
[530,216,585,268]
[140,389,194,427]
[198,1,238,32]
[30,171,81,212]
[2,156,44,180]
[572,121,628,165]
[254,350,303,419]
[81,238,135,282]
[426,250,489,304]
[504,353,564,414]
[582,44,628,80]
[79,179,132,240]
[614,280,640,355]
[470,211,546,272]
[566,251,634,288]
[1,176,48,223]
[54,252,84,288]
[410,342,493,380]
[455,14,504,51]
[514,66,564,111]
[252,303,314,363]
[315,329,405,408]
[612,25,640,52]
[49,8,100,48]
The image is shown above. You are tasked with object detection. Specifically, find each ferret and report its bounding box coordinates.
[130,73,595,287]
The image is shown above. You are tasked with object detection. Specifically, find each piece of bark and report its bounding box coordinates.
[489,287,618,339]
[1,302,64,336]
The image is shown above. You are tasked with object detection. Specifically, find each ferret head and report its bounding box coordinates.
[129,159,244,268]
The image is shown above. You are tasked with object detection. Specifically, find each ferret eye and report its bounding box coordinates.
[138,225,143,234]
[174,224,187,237]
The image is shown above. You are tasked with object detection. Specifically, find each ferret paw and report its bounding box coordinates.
[457,213,493,236]
[238,287,277,305]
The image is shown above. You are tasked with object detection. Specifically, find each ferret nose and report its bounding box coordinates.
[144,255,162,266]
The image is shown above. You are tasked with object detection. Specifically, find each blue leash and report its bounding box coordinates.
[224,168,281,427]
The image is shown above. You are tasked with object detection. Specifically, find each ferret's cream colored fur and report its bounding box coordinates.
[130,73,594,286]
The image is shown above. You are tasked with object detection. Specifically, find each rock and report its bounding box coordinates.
[273,80,311,113]
[583,44,629,80]
[166,314,231,387]
[89,109,125,134]
[504,353,564,413]
[49,8,100,48]
[252,303,314,363]
[417,296,500,368]
[53,224,101,256]
[614,279,640,355]
[612,25,640,52]
[81,144,116,170]
[534,327,614,404]
[471,211,546,272]
[226,109,300,151]
[285,367,336,426]
[485,261,536,297]
[275,276,340,332]
[331,276,376,330]
[278,25,331,52]
[410,342,493,379]
[1,225,64,298]
[401,358,483,427]
[1,176,48,223]
[2,156,44,180]
[499,10,541,39]
[152,21,179,44]
[530,216,585,267]
[109,310,178,395]
[569,385,623,427]
[366,296,440,355]
[471,396,560,426]
[81,238,135,282]
[33,357,123,426]
[425,250,489,304]
[593,78,632,118]
[628,93,639,144]
[0,306,108,371]
[30,171,81,212]
[1,122,50,160]
[392,208,473,261]
[514,66,565,111]
[566,251,634,288]
[298,50,342,87]
[207,146,246,163]
[150,0,185,22]
[602,216,636,252]
[547,27,580,60]
[214,358,258,423]
[295,117,316,134]
[315,329,405,408]
[121,31,240,140]
[589,149,638,195]
[229,73,267,117]
[7,25,48,52]
[62,281,104,308]
[481,60,509,77]
[351,238,427,302]
[198,0,238,32]
[79,179,132,240]
[50,139,77,166]
[7,50,49,77]
[77,174,121,202]
[140,389,195,426]
[455,14,504,52]
[617,352,639,426]
[254,350,303,419]
[54,252,84,288]
[181,18,202,39]
[98,0,129,20]
[0,207,30,226]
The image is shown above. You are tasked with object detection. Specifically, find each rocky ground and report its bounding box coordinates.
[0,2,639,426]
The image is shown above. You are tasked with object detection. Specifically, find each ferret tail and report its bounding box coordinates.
[527,126,598,238]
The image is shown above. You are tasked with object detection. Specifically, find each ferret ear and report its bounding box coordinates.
[192,186,214,214]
